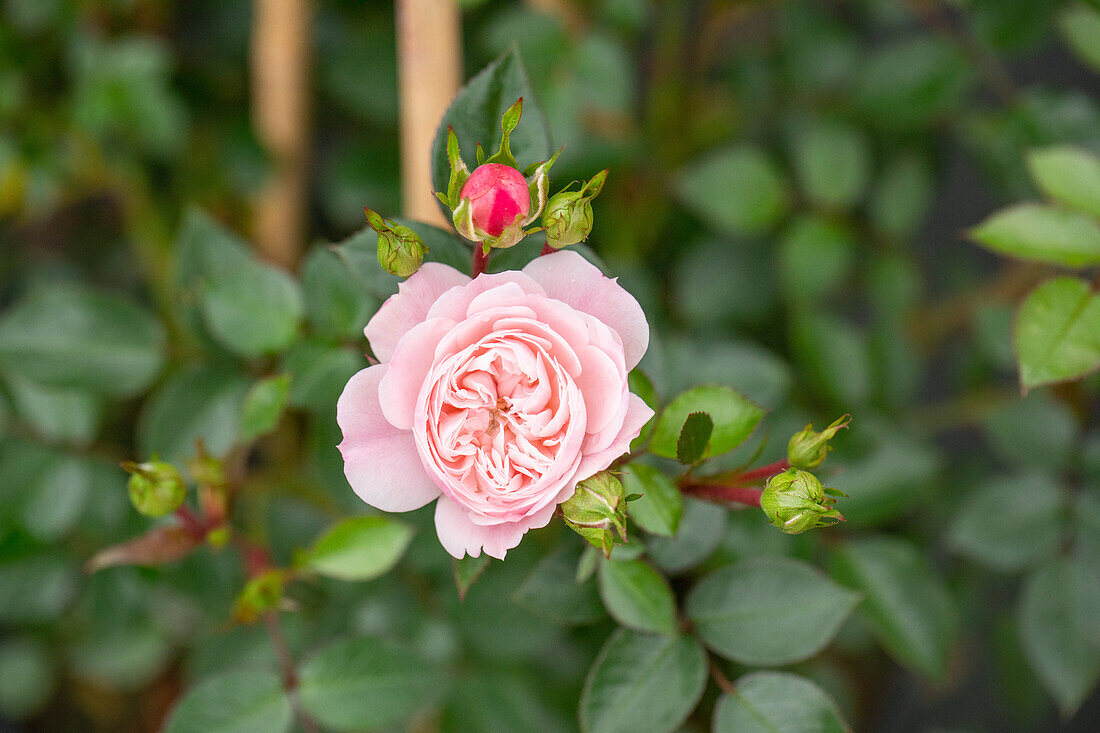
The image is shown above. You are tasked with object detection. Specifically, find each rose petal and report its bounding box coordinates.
[426,270,545,322]
[523,251,650,370]
[434,496,555,560]
[378,317,456,430]
[337,365,441,512]
[365,263,470,362]
[574,393,654,481]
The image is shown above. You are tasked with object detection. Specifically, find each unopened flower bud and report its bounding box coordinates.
[457,163,532,240]
[761,468,845,535]
[232,569,286,624]
[365,209,427,277]
[787,414,851,470]
[122,460,187,518]
[543,169,608,249]
[560,471,628,557]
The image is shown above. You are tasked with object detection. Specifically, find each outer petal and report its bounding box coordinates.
[337,365,441,511]
[522,251,650,370]
[426,269,545,321]
[434,497,556,560]
[574,393,655,481]
[364,263,470,362]
[377,317,455,430]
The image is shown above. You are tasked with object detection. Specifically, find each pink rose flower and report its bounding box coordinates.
[337,251,653,559]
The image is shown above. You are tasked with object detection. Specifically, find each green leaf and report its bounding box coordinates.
[443,672,571,733]
[0,553,76,624]
[970,203,1100,268]
[0,285,165,398]
[297,637,441,732]
[621,463,682,537]
[303,515,414,582]
[791,311,871,408]
[675,146,789,236]
[856,37,973,130]
[430,47,552,200]
[833,427,940,526]
[713,671,850,733]
[513,545,605,625]
[2,374,102,447]
[137,363,251,465]
[778,216,856,304]
[948,472,1064,572]
[163,669,292,733]
[830,536,957,678]
[0,638,54,721]
[336,219,470,294]
[647,498,728,574]
[579,629,707,733]
[281,340,365,413]
[1015,277,1100,390]
[20,455,92,542]
[200,261,304,358]
[1018,557,1100,715]
[651,385,763,460]
[1027,146,1100,218]
[676,412,713,465]
[686,557,860,666]
[300,246,378,340]
[984,392,1079,471]
[174,209,253,297]
[240,375,291,442]
[869,152,934,238]
[454,554,491,601]
[1058,4,1100,74]
[597,558,677,635]
[790,118,871,210]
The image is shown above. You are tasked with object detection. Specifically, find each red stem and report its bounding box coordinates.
[472,244,489,276]
[682,484,763,507]
[734,459,790,483]
[174,505,209,541]
[540,240,555,256]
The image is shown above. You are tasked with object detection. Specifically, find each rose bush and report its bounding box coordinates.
[337,250,653,558]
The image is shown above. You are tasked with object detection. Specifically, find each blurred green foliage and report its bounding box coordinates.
[1,0,1100,731]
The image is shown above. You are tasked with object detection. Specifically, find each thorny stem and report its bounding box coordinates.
[681,484,763,507]
[472,244,490,276]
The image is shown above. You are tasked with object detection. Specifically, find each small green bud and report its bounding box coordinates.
[787,414,851,470]
[365,208,427,277]
[560,471,628,557]
[543,169,608,249]
[760,468,845,535]
[122,460,187,518]
[232,569,287,624]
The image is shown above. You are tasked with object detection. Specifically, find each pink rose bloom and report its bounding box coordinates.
[337,251,653,559]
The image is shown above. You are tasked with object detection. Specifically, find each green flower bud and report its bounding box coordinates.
[560,471,628,557]
[787,414,851,470]
[760,468,845,535]
[543,169,608,249]
[365,208,427,277]
[122,460,187,518]
[232,569,287,624]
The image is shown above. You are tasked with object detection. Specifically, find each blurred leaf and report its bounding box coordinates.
[622,463,682,537]
[778,216,856,304]
[0,284,165,398]
[1027,146,1100,218]
[948,472,1064,573]
[513,545,605,625]
[984,392,1078,470]
[869,152,935,238]
[1014,277,1100,389]
[676,412,713,465]
[20,455,92,542]
[647,498,728,574]
[163,669,291,733]
[713,671,850,733]
[687,557,860,666]
[970,203,1100,268]
[0,637,54,720]
[300,246,378,340]
[200,261,303,358]
[175,209,253,296]
[580,629,707,733]
[454,554,491,601]
[303,515,414,582]
[430,47,552,200]
[281,340,364,413]
[443,672,570,733]
[87,526,200,573]
[3,374,101,447]
[830,536,957,678]
[671,238,779,329]
[651,385,763,460]
[69,622,174,691]
[1018,556,1100,715]
[137,363,251,465]
[856,38,974,130]
[662,337,792,410]
[675,146,789,236]
[240,375,291,442]
[1058,3,1100,73]
[791,311,871,408]
[298,637,441,732]
[789,119,871,210]
[597,558,677,635]
[0,553,76,624]
[833,428,940,525]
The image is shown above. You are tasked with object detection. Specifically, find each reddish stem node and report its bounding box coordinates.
[174,505,209,541]
[540,240,555,256]
[682,484,763,507]
[472,245,490,276]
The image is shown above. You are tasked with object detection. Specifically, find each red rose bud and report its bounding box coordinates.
[458,163,531,238]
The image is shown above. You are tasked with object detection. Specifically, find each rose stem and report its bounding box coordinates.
[472,244,490,276]
[540,239,555,256]
[680,483,763,507]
